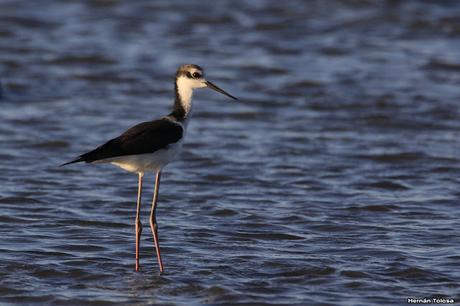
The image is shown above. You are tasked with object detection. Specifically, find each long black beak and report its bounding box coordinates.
[205,80,238,100]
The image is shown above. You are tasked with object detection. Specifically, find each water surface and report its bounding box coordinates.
[1,0,460,305]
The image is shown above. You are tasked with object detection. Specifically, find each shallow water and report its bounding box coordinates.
[1,0,460,305]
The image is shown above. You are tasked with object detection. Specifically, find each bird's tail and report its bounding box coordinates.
[60,157,84,167]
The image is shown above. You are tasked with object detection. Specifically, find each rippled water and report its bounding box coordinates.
[1,0,460,305]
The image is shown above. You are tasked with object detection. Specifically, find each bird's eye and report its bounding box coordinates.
[192,72,201,79]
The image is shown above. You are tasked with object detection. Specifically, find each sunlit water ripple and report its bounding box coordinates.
[0,0,459,305]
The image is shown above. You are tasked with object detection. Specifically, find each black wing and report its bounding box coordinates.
[62,118,183,165]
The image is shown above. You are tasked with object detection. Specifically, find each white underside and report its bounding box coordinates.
[93,141,183,174]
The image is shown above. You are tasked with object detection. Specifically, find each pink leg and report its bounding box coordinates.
[135,173,143,271]
[150,171,164,274]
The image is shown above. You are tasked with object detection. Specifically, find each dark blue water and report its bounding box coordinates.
[1,0,460,305]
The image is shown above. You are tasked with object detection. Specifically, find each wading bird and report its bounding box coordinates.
[62,64,237,273]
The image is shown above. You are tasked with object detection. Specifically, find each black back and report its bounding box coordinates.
[63,117,183,165]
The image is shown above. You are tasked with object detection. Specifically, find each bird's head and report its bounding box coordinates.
[175,64,237,100]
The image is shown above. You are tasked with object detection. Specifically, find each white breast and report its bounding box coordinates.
[93,140,184,174]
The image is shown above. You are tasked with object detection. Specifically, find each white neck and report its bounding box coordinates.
[176,77,193,115]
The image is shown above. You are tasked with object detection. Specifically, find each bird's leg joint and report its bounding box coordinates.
[149,216,158,233]
[136,218,142,234]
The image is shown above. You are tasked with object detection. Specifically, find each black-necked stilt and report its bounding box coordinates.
[62,64,237,273]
